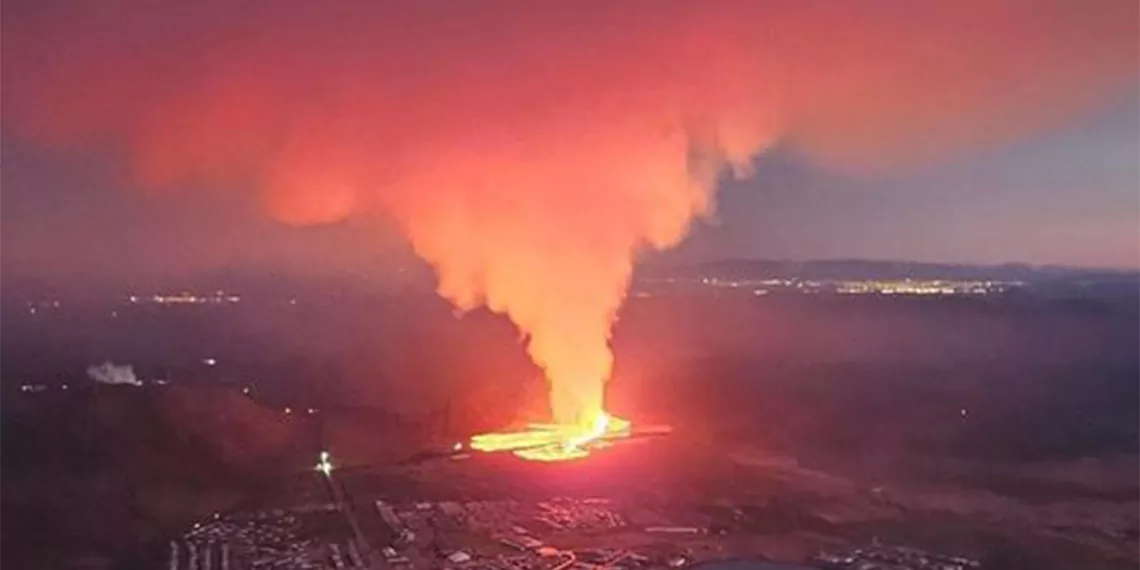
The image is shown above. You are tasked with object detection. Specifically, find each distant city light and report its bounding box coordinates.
[284,407,292,415]
[643,275,1021,297]
[203,358,217,366]
[129,291,241,305]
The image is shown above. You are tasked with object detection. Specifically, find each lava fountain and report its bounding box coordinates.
[471,412,632,462]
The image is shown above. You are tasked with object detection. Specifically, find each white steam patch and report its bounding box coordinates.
[87,361,142,387]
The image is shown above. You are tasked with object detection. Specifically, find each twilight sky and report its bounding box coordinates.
[3,0,1138,291]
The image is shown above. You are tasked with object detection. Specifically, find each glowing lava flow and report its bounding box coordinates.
[470,412,631,462]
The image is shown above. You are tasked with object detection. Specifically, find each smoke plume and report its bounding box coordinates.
[87,362,143,387]
[5,0,1136,426]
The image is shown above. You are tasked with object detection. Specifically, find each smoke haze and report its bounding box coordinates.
[5,0,1136,425]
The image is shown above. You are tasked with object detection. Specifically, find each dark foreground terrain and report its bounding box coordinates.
[2,272,1136,569]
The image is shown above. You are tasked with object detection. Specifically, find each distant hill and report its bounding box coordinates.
[2,384,299,480]
[645,258,1139,282]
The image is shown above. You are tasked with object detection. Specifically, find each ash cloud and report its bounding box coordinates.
[5,0,1136,425]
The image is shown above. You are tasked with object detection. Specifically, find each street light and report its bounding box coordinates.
[315,450,334,476]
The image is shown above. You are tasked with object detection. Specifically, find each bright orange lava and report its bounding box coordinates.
[470,412,631,462]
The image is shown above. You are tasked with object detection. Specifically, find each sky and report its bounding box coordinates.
[670,95,1140,268]
[3,0,1139,292]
